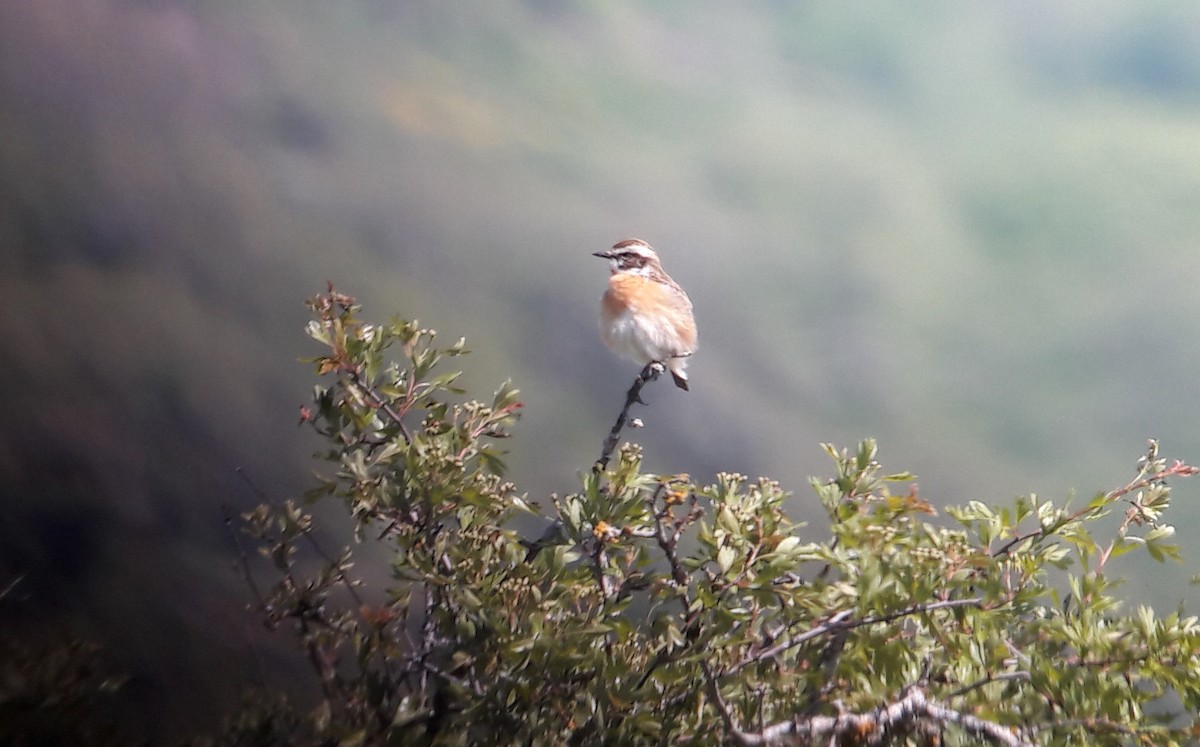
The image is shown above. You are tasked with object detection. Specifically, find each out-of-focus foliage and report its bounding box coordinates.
[0,629,128,746]
[203,289,1200,745]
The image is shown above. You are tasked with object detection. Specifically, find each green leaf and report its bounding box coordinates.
[717,504,739,535]
[717,545,737,575]
[774,536,801,556]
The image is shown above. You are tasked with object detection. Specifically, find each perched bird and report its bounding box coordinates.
[593,238,697,390]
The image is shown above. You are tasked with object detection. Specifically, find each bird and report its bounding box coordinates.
[593,238,697,390]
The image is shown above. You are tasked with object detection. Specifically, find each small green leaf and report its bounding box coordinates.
[717,505,739,535]
[717,545,737,574]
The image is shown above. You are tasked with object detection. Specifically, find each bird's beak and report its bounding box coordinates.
[593,250,613,259]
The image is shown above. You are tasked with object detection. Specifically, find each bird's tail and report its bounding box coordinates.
[668,359,689,391]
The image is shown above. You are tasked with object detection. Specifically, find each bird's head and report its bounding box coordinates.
[593,238,661,275]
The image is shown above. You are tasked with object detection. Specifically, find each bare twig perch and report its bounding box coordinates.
[596,362,661,471]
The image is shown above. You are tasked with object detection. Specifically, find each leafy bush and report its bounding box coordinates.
[217,287,1200,746]
[0,621,128,747]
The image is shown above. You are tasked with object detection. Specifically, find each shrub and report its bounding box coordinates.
[220,287,1200,746]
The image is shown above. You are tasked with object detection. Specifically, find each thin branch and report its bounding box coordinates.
[722,598,983,680]
[0,574,25,602]
[855,597,984,628]
[236,468,365,608]
[992,459,1198,558]
[590,542,617,598]
[948,670,1031,700]
[298,616,342,706]
[800,626,850,715]
[346,367,412,445]
[595,362,661,471]
[1042,717,1142,738]
[311,284,413,445]
[702,661,745,740]
[221,502,268,612]
[722,609,852,680]
[633,487,707,689]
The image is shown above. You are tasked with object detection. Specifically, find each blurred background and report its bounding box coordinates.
[4,0,1200,740]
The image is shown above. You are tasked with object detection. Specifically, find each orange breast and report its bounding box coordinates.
[604,274,666,314]
[602,274,697,351]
